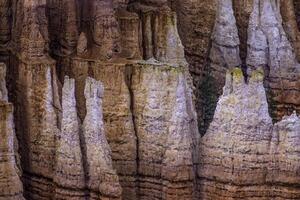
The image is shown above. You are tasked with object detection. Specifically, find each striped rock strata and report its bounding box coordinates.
[198,68,300,199]
[0,63,24,200]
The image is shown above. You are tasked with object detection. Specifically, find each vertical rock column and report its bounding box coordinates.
[247,0,300,120]
[130,64,199,200]
[82,77,122,200]
[0,0,11,62]
[54,76,86,199]
[0,63,24,200]
[198,68,300,199]
[10,0,61,199]
[201,0,241,133]
[198,68,273,199]
[86,0,120,60]
[130,1,186,65]
[46,0,80,81]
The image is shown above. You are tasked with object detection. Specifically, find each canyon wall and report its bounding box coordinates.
[0,63,24,200]
[198,68,300,199]
[0,0,299,200]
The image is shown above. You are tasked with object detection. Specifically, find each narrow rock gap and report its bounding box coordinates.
[124,64,140,199]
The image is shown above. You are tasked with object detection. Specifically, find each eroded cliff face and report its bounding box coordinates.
[0,0,300,200]
[198,68,300,199]
[0,63,24,200]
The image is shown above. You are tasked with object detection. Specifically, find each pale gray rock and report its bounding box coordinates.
[198,68,300,199]
[246,0,300,122]
[83,77,122,199]
[247,0,299,75]
[54,76,86,199]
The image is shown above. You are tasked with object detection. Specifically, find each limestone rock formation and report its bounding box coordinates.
[47,0,79,57]
[130,63,199,200]
[0,63,24,200]
[247,0,300,121]
[64,58,200,200]
[1,0,300,200]
[202,0,241,133]
[55,76,123,200]
[85,0,120,60]
[54,76,85,199]
[129,1,186,65]
[10,2,61,199]
[56,1,200,199]
[83,77,122,199]
[198,68,300,199]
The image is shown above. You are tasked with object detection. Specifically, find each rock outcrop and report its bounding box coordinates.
[55,76,123,200]
[55,1,200,199]
[1,0,300,200]
[198,68,300,199]
[201,0,241,133]
[0,1,11,62]
[54,76,85,199]
[247,0,300,121]
[64,60,200,200]
[10,1,60,198]
[83,77,122,199]
[0,63,24,200]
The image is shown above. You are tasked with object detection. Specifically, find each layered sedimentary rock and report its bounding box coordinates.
[65,58,200,200]
[56,1,200,199]
[10,1,61,198]
[0,63,24,200]
[116,9,141,60]
[130,63,199,200]
[198,68,300,199]
[47,0,79,57]
[1,0,300,199]
[84,0,120,60]
[199,0,241,134]
[8,1,122,199]
[247,0,300,120]
[129,1,186,65]
[83,77,122,199]
[54,76,85,199]
[55,76,123,200]
[0,1,11,62]
[280,0,300,61]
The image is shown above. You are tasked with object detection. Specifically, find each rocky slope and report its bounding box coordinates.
[0,0,299,200]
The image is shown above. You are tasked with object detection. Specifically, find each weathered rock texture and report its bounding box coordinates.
[0,63,24,200]
[198,68,300,199]
[55,76,123,200]
[83,77,122,199]
[63,59,200,200]
[247,0,300,121]
[200,0,241,134]
[6,1,122,199]
[175,0,300,133]
[1,0,300,199]
[45,0,200,199]
[0,1,11,62]
[54,76,85,199]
